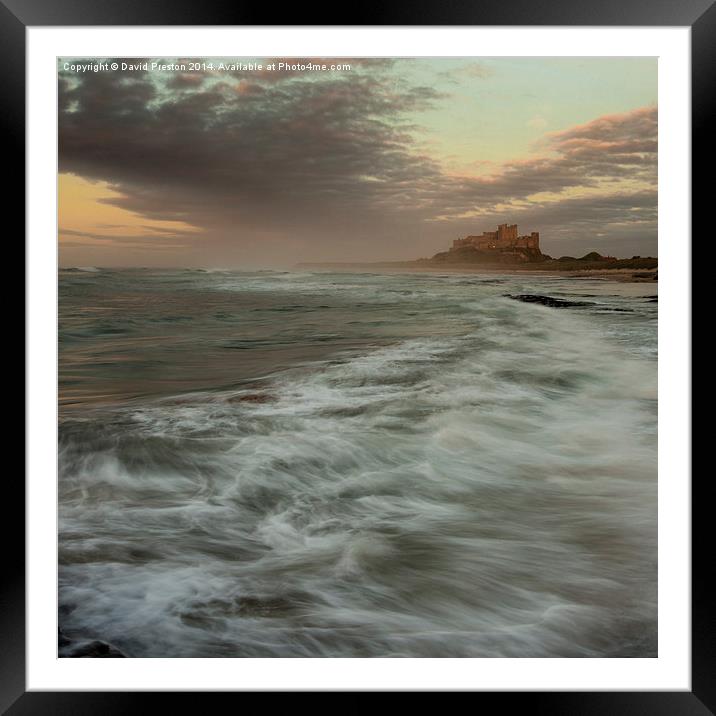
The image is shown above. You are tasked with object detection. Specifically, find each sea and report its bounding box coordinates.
[58,268,658,658]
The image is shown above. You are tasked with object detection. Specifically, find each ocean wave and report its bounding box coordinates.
[62,266,102,273]
[58,274,656,657]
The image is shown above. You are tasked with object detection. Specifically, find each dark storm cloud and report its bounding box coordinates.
[59,60,443,229]
[58,60,657,263]
[166,72,207,90]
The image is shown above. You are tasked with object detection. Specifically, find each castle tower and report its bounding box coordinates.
[497,224,518,244]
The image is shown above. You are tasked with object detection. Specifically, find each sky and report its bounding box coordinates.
[58,57,657,267]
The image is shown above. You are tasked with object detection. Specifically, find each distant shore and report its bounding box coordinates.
[296,262,658,283]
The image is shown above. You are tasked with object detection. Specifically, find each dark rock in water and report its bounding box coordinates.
[229,392,275,404]
[236,595,299,617]
[58,628,71,648]
[237,393,276,403]
[68,640,126,658]
[59,628,126,658]
[506,294,593,308]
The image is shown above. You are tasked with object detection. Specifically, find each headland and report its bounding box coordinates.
[299,223,657,282]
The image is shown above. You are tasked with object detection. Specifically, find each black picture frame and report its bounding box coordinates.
[9,0,704,711]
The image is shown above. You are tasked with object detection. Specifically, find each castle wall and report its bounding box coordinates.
[514,232,539,249]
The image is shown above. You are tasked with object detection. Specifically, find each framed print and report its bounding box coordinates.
[12,0,704,711]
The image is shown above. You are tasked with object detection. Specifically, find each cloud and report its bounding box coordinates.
[58,59,657,265]
[166,72,206,90]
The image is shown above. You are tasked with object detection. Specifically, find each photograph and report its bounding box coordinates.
[55,55,659,660]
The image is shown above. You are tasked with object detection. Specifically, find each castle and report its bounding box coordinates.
[451,224,540,252]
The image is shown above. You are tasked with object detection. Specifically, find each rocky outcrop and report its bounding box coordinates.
[505,294,593,308]
[577,251,617,262]
[59,628,126,658]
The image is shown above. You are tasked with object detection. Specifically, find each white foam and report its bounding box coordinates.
[58,272,657,657]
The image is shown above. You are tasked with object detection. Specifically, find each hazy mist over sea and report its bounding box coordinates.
[58,268,657,657]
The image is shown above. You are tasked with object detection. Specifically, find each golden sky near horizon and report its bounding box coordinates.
[59,174,200,249]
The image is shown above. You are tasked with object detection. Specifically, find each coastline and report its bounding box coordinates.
[296,262,658,283]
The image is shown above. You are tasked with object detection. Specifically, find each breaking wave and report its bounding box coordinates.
[58,270,657,657]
